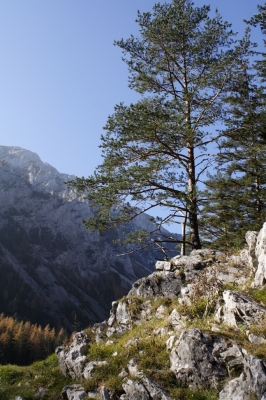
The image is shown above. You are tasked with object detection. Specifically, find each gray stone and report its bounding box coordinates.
[87,393,100,399]
[128,271,182,299]
[93,321,108,334]
[247,331,266,345]
[254,222,266,287]
[168,309,185,332]
[140,373,174,400]
[219,344,244,368]
[156,305,167,319]
[99,386,116,400]
[219,354,266,400]
[246,230,259,271]
[118,368,128,379]
[219,375,252,400]
[122,380,150,400]
[154,327,169,336]
[139,300,152,321]
[36,387,47,397]
[127,359,139,377]
[83,361,108,379]
[61,385,87,400]
[215,290,266,328]
[170,329,228,388]
[56,331,89,379]
[155,261,171,271]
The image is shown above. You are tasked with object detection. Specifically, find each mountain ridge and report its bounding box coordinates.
[0,145,179,331]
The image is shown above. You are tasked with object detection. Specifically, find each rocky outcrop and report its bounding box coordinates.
[219,355,266,400]
[170,329,229,389]
[128,271,182,299]
[54,222,266,400]
[215,290,266,327]
[61,385,88,400]
[121,376,173,400]
[56,332,89,379]
[253,222,266,287]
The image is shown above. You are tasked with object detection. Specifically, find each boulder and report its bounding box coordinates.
[168,309,185,332]
[246,331,266,345]
[170,329,228,388]
[156,305,167,319]
[219,354,266,400]
[121,380,150,400]
[140,374,174,400]
[215,290,266,328]
[61,385,87,400]
[245,231,259,270]
[99,386,116,400]
[254,222,266,287]
[83,361,108,379]
[128,271,182,299]
[56,331,89,379]
[121,375,173,400]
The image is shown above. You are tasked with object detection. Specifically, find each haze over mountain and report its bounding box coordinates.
[0,146,179,331]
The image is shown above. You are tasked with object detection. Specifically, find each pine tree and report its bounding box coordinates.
[200,65,266,249]
[69,0,249,252]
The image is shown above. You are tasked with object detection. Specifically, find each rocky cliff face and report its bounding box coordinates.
[55,223,266,400]
[0,146,177,330]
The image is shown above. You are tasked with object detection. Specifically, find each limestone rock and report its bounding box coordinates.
[128,271,182,299]
[83,361,108,379]
[61,385,87,400]
[56,331,89,379]
[219,354,266,400]
[246,231,259,270]
[170,329,228,388]
[105,301,132,337]
[155,261,171,271]
[121,374,173,400]
[168,309,185,332]
[215,290,266,327]
[99,386,116,400]
[246,331,266,345]
[87,393,100,399]
[254,222,266,287]
[140,374,174,400]
[122,380,150,400]
[156,305,167,319]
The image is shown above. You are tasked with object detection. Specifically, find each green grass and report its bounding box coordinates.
[0,354,71,400]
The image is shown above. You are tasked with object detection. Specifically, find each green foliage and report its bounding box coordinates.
[0,354,71,400]
[200,66,266,250]
[68,0,250,252]
[248,287,266,304]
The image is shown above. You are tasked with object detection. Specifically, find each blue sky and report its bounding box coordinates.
[0,0,264,177]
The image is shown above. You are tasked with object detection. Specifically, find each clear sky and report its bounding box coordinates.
[0,0,264,177]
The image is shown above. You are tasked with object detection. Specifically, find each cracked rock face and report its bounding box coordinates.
[128,271,182,299]
[61,385,87,400]
[170,329,228,389]
[56,332,89,379]
[219,355,266,400]
[253,222,266,287]
[215,290,266,328]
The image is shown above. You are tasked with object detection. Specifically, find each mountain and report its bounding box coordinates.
[0,146,179,331]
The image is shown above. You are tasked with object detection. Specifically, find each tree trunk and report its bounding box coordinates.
[188,145,201,249]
